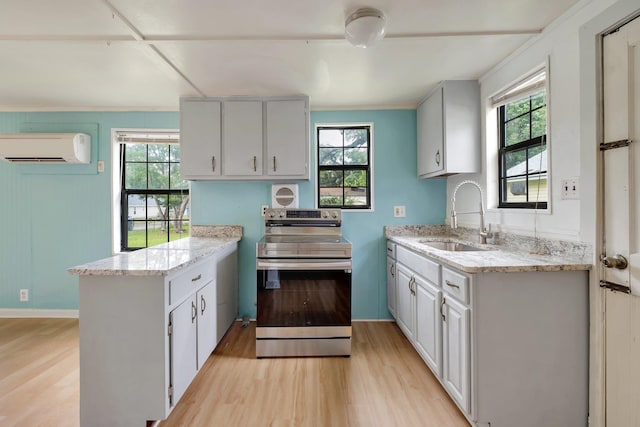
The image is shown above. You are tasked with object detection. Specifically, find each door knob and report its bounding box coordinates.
[600,254,628,270]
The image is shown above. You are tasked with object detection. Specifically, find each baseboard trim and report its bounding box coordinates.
[0,309,79,318]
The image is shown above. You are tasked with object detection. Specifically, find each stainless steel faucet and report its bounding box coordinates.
[451,180,493,244]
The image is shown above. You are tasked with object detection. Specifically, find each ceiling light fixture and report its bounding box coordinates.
[345,7,386,48]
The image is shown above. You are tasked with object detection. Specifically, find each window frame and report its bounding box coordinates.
[111,129,189,254]
[497,94,548,209]
[315,124,373,210]
[491,64,549,211]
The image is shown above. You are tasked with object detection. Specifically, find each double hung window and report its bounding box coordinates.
[493,68,548,209]
[118,131,189,251]
[317,125,372,209]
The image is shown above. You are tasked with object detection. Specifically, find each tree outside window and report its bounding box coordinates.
[317,126,371,209]
[120,134,189,251]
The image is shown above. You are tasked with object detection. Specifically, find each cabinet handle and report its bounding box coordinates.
[440,297,446,322]
[211,156,216,172]
[200,294,206,315]
[191,274,202,282]
[409,276,416,295]
[253,156,257,172]
[191,300,197,323]
[445,280,460,289]
[435,149,441,166]
[390,264,395,277]
[387,247,393,253]
[273,156,277,172]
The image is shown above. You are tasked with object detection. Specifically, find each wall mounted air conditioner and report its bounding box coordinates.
[0,133,91,164]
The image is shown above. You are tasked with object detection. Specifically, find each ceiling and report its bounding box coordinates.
[0,0,580,111]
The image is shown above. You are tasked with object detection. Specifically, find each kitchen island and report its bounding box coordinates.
[68,226,241,427]
[385,225,591,427]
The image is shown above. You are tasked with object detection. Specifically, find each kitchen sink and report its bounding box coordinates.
[420,240,486,252]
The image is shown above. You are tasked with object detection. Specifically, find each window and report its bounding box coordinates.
[317,125,371,209]
[494,68,547,209]
[118,131,189,251]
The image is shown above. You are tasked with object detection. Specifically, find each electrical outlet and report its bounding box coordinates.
[261,205,269,216]
[561,178,579,200]
[19,289,29,302]
[97,160,105,173]
[393,205,406,217]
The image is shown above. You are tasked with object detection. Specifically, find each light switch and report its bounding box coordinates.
[561,178,579,200]
[394,206,406,217]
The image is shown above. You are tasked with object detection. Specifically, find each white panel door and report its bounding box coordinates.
[602,16,640,427]
[265,99,307,177]
[180,100,221,178]
[417,87,444,176]
[223,100,263,175]
[415,275,442,377]
[169,295,198,406]
[442,295,470,413]
[196,282,217,369]
[396,264,415,341]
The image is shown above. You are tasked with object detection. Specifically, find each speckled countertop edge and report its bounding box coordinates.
[386,226,593,274]
[68,226,242,276]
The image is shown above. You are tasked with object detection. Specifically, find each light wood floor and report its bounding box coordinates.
[0,319,469,427]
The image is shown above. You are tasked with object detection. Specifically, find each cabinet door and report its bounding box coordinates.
[386,256,397,319]
[196,282,217,368]
[442,295,470,413]
[169,295,198,406]
[180,100,221,178]
[223,101,263,176]
[266,99,308,177]
[415,275,442,377]
[396,264,415,341]
[417,87,444,177]
[216,244,238,344]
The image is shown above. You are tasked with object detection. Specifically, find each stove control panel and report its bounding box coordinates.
[265,208,341,222]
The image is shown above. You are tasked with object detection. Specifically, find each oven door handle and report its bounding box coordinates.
[256,259,352,271]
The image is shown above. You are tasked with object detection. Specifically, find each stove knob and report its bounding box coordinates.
[279,212,285,218]
[332,212,339,219]
[268,212,275,218]
[322,211,329,219]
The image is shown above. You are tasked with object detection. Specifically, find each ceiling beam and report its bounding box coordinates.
[100,0,206,97]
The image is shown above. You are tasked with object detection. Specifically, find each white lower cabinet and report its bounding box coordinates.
[396,263,415,341]
[390,240,589,427]
[196,282,217,368]
[170,280,216,405]
[77,242,239,427]
[414,275,442,378]
[441,292,470,413]
[386,256,397,319]
[170,294,199,406]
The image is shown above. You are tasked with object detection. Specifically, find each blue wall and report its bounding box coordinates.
[192,110,446,319]
[0,109,446,319]
[0,112,178,310]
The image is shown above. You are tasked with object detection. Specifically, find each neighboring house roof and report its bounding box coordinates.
[507,150,547,176]
[128,195,159,207]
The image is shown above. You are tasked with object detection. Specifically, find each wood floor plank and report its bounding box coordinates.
[0,319,469,427]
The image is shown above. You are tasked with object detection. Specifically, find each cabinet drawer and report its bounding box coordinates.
[169,261,215,305]
[397,246,440,285]
[386,241,396,259]
[442,267,469,304]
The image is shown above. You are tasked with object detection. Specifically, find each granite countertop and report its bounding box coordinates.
[386,226,593,274]
[68,225,242,277]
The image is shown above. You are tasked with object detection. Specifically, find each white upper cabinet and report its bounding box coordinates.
[266,99,308,177]
[223,100,263,176]
[417,80,480,178]
[179,99,221,178]
[180,96,309,181]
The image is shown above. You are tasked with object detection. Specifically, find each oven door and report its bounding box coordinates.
[256,258,352,328]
